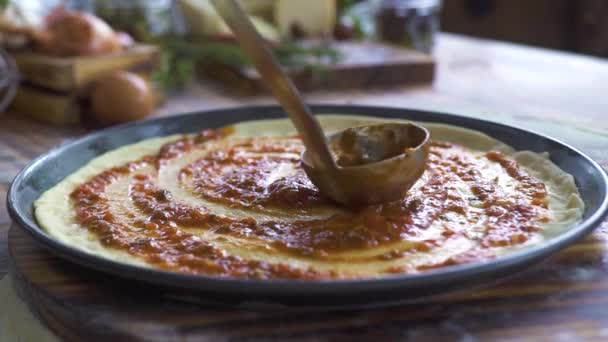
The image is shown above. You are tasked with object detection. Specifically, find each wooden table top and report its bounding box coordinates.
[2,33,608,340]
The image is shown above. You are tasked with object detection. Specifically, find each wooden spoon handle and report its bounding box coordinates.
[211,0,336,171]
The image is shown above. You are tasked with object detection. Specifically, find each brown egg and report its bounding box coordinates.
[91,71,155,125]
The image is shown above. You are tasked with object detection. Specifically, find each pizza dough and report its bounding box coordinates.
[35,115,584,279]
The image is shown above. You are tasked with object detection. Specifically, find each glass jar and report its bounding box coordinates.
[375,0,442,53]
[0,50,18,115]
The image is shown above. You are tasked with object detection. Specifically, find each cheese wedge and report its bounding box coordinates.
[274,0,337,37]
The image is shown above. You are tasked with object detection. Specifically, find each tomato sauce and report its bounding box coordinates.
[70,131,550,279]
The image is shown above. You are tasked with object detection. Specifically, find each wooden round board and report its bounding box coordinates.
[9,222,608,341]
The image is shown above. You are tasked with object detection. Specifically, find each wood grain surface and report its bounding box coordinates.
[7,222,608,342]
[12,44,159,92]
[2,34,608,341]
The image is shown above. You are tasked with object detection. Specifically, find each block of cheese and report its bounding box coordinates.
[274,0,336,37]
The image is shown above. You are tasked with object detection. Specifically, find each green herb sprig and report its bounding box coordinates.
[153,35,343,91]
[273,40,342,81]
[153,37,249,90]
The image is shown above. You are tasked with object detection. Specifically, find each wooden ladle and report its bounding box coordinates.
[212,0,429,206]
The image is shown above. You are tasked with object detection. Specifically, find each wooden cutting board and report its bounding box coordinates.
[8,45,161,126]
[200,41,436,95]
[11,45,160,92]
[8,221,608,342]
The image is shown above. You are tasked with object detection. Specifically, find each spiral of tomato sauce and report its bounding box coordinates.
[70,130,550,279]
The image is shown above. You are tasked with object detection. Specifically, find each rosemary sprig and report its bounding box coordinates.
[274,41,342,68]
[153,36,343,90]
[153,38,250,90]
[273,40,342,81]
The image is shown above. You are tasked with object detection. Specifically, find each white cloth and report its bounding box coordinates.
[0,274,59,342]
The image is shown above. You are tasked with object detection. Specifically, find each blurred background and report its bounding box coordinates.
[443,0,608,57]
[1,0,606,127]
[6,0,606,55]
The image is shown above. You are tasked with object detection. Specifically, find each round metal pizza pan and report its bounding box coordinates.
[8,105,608,309]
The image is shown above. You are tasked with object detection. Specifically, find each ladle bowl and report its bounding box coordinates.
[302,122,430,206]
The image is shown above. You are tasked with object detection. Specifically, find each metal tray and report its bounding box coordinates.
[8,105,608,308]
